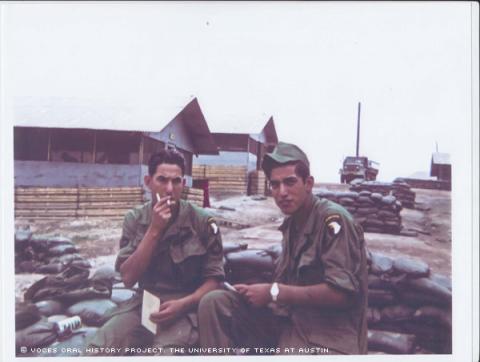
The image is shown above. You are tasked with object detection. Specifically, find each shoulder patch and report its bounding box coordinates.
[325,214,342,235]
[207,217,219,235]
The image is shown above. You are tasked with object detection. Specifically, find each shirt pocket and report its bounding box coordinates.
[297,243,324,285]
[169,228,208,284]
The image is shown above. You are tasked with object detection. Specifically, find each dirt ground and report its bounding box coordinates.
[14,187,451,301]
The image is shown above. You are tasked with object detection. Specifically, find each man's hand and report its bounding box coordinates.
[149,196,172,234]
[234,283,271,307]
[149,299,187,326]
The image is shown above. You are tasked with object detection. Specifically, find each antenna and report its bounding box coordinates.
[356,102,361,157]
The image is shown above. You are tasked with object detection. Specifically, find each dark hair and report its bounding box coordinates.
[265,160,310,182]
[148,148,185,176]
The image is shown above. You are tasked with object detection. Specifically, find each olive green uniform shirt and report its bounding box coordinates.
[116,199,225,299]
[274,193,368,354]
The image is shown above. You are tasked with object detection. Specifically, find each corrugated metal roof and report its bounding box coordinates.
[432,152,451,165]
[13,95,197,132]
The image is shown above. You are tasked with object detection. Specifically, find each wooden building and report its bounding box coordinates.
[193,117,278,195]
[13,97,218,218]
[430,152,451,182]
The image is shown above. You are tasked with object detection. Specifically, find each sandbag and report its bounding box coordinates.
[15,228,33,250]
[368,289,397,307]
[111,288,137,304]
[225,249,275,284]
[264,244,283,262]
[366,307,382,325]
[398,277,451,306]
[222,241,248,255]
[338,197,356,205]
[393,257,429,277]
[16,319,57,350]
[413,306,451,329]
[35,263,66,274]
[429,273,451,291]
[367,329,416,354]
[381,196,396,205]
[24,264,91,303]
[35,300,65,317]
[47,314,70,323]
[368,274,406,290]
[67,299,117,326]
[370,193,383,202]
[380,304,415,322]
[30,235,74,252]
[91,266,121,284]
[48,244,78,256]
[16,302,41,331]
[48,253,84,265]
[369,253,394,275]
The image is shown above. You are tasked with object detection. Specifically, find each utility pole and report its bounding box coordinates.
[356,102,361,157]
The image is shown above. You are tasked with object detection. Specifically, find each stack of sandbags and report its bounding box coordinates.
[350,180,416,209]
[391,180,416,208]
[366,251,451,354]
[15,228,91,274]
[350,180,393,196]
[16,265,128,357]
[316,190,403,234]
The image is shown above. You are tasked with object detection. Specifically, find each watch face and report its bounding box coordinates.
[271,283,279,297]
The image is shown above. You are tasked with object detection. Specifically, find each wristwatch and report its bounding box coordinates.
[270,282,279,302]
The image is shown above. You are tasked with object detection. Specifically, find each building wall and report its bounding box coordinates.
[15,161,144,187]
[194,151,256,170]
[15,161,193,189]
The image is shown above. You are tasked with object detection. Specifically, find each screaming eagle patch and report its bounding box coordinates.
[207,217,219,235]
[325,214,342,236]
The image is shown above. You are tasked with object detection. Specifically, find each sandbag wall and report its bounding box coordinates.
[316,190,403,234]
[16,265,134,357]
[193,165,248,194]
[350,180,416,209]
[15,228,91,274]
[366,251,452,354]
[15,187,145,220]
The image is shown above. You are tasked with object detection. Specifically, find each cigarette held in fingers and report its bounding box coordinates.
[156,193,161,203]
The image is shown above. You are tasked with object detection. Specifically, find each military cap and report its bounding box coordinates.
[261,142,310,174]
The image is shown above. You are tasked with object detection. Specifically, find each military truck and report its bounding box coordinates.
[340,102,379,183]
[340,156,379,183]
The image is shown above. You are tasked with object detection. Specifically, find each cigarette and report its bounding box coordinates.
[156,193,161,203]
[223,282,237,292]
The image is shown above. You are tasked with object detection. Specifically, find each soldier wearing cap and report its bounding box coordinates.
[198,142,368,355]
[86,149,225,355]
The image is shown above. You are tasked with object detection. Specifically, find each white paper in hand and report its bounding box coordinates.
[142,290,160,335]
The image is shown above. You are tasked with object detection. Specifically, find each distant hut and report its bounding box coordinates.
[193,117,279,195]
[430,152,451,182]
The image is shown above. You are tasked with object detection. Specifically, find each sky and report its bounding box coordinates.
[1,1,475,183]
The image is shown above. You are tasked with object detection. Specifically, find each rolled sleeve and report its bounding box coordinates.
[114,211,139,272]
[201,228,226,281]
